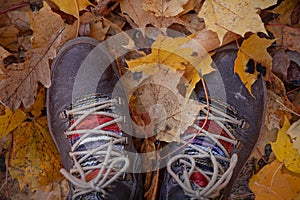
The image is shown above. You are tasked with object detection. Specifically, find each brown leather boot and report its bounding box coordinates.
[159,45,266,199]
[47,37,143,200]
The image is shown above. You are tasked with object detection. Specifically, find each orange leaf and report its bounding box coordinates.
[249,159,300,200]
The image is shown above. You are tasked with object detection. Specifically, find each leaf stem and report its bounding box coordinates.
[0,2,29,15]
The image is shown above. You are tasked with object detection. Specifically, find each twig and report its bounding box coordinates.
[0,2,29,15]
[0,177,11,192]
[286,86,300,95]
[256,147,268,163]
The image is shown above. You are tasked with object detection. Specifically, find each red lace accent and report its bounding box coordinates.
[70,114,121,140]
[190,172,208,187]
[187,120,234,187]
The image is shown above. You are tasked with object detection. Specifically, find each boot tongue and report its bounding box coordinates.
[184,120,235,188]
[68,93,124,179]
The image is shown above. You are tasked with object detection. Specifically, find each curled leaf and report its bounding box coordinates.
[270,116,300,173]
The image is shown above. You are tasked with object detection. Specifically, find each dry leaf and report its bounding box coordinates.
[274,0,300,14]
[120,0,185,34]
[79,12,110,41]
[272,50,290,82]
[30,2,77,48]
[142,0,189,17]
[192,29,240,56]
[8,116,63,190]
[0,104,5,115]
[273,0,300,25]
[283,26,300,52]
[0,25,19,51]
[0,108,27,139]
[287,119,300,155]
[26,86,46,119]
[198,0,277,42]
[270,116,300,173]
[7,11,31,32]
[0,45,11,68]
[50,0,93,17]
[126,35,214,98]
[0,32,61,111]
[31,179,69,200]
[265,91,283,131]
[234,34,274,95]
[125,65,204,142]
[249,159,300,200]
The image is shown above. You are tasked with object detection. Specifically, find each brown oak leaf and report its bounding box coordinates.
[0,31,62,111]
[120,0,185,34]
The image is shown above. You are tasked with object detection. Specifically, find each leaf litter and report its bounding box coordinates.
[0,0,300,199]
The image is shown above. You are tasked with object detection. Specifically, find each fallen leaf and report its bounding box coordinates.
[126,34,214,98]
[265,91,283,131]
[249,159,300,200]
[79,12,110,41]
[234,34,274,95]
[7,11,31,32]
[192,29,240,57]
[26,86,46,119]
[271,0,300,31]
[142,0,189,17]
[274,0,300,15]
[180,12,206,33]
[8,116,62,190]
[29,2,77,48]
[198,0,277,42]
[125,65,204,142]
[0,108,27,139]
[283,26,300,52]
[0,45,11,68]
[31,178,69,200]
[0,25,19,51]
[120,0,185,34]
[270,116,300,173]
[0,104,5,115]
[251,126,277,161]
[50,0,93,18]
[272,50,290,82]
[0,31,61,111]
[287,119,300,155]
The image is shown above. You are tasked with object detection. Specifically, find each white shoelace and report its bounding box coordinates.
[60,97,129,199]
[167,104,242,199]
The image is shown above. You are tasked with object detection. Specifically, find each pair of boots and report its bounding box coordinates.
[47,37,266,200]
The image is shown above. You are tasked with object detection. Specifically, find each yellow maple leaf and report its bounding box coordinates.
[50,0,93,18]
[198,0,277,43]
[8,116,62,190]
[234,34,274,96]
[7,87,62,190]
[126,35,214,98]
[249,159,300,200]
[270,116,300,174]
[0,108,27,138]
[142,0,189,17]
